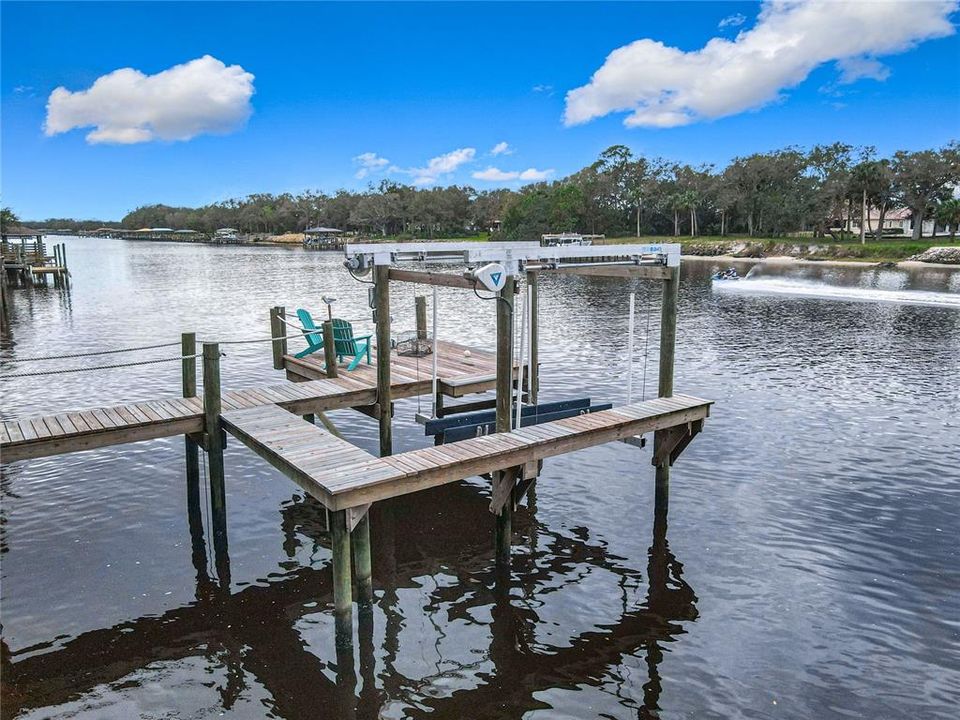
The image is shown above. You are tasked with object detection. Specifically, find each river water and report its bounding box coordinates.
[1,238,958,719]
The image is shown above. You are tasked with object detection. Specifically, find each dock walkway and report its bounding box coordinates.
[0,340,507,463]
[222,394,712,511]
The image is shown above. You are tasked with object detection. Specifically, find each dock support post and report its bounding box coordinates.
[183,335,210,590]
[330,509,353,641]
[269,306,287,370]
[322,319,339,378]
[202,342,228,578]
[53,245,61,287]
[352,511,373,606]
[494,274,516,565]
[654,266,679,487]
[1,266,8,333]
[182,332,201,496]
[333,506,358,716]
[415,295,428,339]
[374,264,392,457]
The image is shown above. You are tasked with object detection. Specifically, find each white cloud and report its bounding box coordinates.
[564,0,956,128]
[490,141,513,156]
[353,151,390,179]
[403,147,476,185]
[718,13,747,29]
[836,56,891,84]
[44,55,255,144]
[472,167,554,182]
[533,84,555,95]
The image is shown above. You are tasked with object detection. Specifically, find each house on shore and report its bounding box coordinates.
[844,207,952,238]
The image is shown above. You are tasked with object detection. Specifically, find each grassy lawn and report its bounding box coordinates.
[603,235,960,262]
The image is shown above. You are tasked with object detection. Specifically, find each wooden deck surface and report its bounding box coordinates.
[222,394,712,511]
[284,339,517,397]
[0,341,511,463]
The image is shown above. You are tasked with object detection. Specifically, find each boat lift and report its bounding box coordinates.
[342,241,683,458]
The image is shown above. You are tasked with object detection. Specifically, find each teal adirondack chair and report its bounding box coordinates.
[294,310,372,371]
[294,309,325,358]
[331,318,372,371]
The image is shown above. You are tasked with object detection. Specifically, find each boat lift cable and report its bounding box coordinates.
[626,292,636,404]
[347,267,374,285]
[414,280,421,416]
[431,287,439,418]
[515,281,528,430]
[626,287,653,405]
[642,288,652,401]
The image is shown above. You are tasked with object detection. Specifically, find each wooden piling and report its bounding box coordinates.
[1,266,8,333]
[657,266,679,398]
[374,264,392,457]
[352,511,373,606]
[330,509,353,639]
[415,295,428,340]
[526,271,539,405]
[322,319,338,378]
[269,306,287,370]
[494,274,516,565]
[654,265,680,487]
[203,343,227,556]
[182,332,200,488]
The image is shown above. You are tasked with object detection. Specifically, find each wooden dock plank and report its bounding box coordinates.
[6,423,24,443]
[18,421,38,442]
[31,418,53,439]
[67,413,91,433]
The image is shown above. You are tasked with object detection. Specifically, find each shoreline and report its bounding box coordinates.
[681,254,960,271]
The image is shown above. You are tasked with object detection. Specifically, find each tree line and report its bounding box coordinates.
[14,142,960,242]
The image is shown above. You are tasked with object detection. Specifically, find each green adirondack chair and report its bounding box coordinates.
[331,318,372,371]
[294,310,372,371]
[294,309,324,358]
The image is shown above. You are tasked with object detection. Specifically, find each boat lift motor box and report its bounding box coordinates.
[466,263,508,293]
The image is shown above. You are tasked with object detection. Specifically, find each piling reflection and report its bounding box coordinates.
[3,472,697,719]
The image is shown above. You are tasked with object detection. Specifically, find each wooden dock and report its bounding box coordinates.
[2,234,70,287]
[222,395,712,512]
[0,341,509,462]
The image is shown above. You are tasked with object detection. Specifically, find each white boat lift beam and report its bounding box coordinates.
[344,241,681,277]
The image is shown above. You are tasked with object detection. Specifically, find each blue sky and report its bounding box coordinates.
[2,1,959,220]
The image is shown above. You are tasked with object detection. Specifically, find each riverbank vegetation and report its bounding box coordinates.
[615,236,960,263]
[13,142,959,243]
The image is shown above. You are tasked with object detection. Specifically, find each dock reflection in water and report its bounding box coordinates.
[2,469,695,719]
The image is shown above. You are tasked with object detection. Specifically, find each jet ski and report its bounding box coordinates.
[711,268,740,281]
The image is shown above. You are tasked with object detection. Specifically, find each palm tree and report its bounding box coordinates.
[935,198,960,239]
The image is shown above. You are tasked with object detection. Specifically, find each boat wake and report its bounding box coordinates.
[714,277,960,309]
